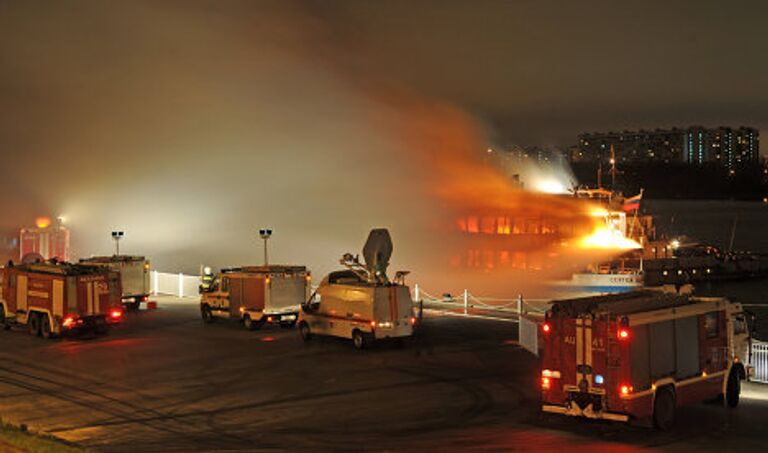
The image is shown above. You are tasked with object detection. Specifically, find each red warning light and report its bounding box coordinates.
[618,328,630,340]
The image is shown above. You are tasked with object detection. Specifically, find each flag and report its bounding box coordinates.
[623,192,642,212]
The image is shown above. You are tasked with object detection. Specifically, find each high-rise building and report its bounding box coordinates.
[577,126,759,168]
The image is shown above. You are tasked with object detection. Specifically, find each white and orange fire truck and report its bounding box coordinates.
[0,261,124,338]
[200,265,310,330]
[540,290,751,429]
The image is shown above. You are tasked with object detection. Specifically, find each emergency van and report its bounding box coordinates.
[0,261,123,338]
[540,290,751,429]
[80,255,150,310]
[298,229,415,349]
[200,265,309,329]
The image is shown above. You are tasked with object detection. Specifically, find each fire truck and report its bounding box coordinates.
[79,255,151,310]
[200,265,310,329]
[540,290,751,429]
[0,261,124,338]
[298,229,416,349]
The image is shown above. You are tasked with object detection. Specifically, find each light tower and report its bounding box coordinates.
[111,231,125,255]
[259,228,272,265]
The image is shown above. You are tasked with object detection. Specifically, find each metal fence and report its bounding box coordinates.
[752,341,768,383]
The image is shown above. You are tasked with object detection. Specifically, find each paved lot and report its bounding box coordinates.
[0,296,767,452]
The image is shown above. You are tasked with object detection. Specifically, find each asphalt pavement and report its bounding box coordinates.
[0,296,767,452]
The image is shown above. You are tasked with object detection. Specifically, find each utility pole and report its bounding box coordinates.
[610,144,617,188]
[259,228,273,265]
[111,231,124,255]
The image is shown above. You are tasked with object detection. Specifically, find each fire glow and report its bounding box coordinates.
[578,225,641,250]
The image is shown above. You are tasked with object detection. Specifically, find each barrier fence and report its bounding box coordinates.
[752,341,768,384]
[151,271,201,298]
[413,283,550,317]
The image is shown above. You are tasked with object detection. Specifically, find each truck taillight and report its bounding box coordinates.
[542,377,551,390]
[618,328,630,340]
[410,316,417,326]
[620,384,633,395]
[110,309,123,320]
[618,316,630,340]
[542,323,551,333]
[62,316,75,328]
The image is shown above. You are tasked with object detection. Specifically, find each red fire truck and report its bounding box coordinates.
[0,262,124,338]
[19,217,70,262]
[540,290,751,429]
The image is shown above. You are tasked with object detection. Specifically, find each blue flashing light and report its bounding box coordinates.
[595,374,605,385]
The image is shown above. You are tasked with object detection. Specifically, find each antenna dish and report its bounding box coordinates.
[363,229,392,277]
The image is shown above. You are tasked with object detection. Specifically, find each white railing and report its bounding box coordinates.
[752,341,768,384]
[412,283,550,317]
[151,271,201,298]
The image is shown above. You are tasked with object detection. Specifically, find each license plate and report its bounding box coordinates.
[282,315,296,321]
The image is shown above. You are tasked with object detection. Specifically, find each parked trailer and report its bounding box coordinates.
[0,262,123,338]
[200,265,309,330]
[79,255,150,310]
[540,290,751,429]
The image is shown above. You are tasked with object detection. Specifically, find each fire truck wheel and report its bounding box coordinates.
[28,313,41,337]
[726,370,741,408]
[352,329,369,350]
[653,387,676,430]
[201,306,215,324]
[299,322,312,341]
[40,314,53,339]
[243,315,263,331]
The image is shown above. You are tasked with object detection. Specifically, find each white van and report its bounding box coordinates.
[297,229,415,349]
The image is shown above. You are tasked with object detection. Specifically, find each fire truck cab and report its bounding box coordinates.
[540,290,751,429]
[0,262,123,338]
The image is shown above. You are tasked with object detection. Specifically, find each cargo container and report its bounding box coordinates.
[80,255,150,310]
[200,265,309,329]
[540,290,751,429]
[0,262,123,338]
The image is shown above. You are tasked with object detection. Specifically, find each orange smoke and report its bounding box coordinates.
[368,93,633,297]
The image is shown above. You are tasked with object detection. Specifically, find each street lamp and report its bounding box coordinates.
[111,231,124,255]
[259,228,272,265]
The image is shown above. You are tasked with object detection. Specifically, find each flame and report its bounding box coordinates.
[35,216,52,229]
[530,178,570,195]
[578,225,641,250]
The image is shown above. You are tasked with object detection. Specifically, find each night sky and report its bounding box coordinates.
[3,1,768,150]
[0,1,765,293]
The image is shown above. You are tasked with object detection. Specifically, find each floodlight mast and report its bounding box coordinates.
[259,228,273,265]
[111,231,124,256]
